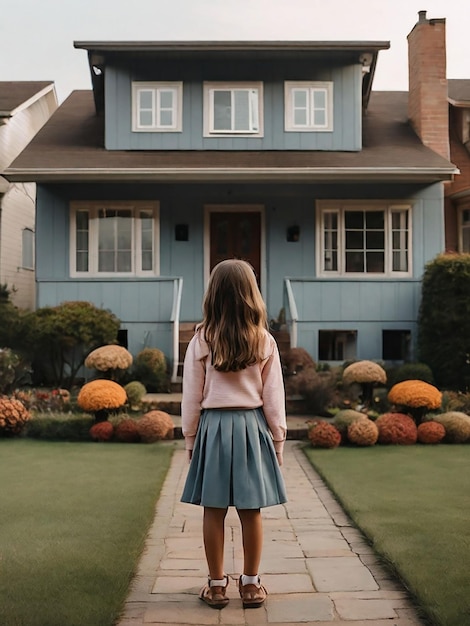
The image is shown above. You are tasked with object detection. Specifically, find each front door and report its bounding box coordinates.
[209,210,262,283]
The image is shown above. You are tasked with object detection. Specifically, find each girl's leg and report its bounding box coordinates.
[237,508,267,608]
[203,506,228,579]
[237,508,263,575]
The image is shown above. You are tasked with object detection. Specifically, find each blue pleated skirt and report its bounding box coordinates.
[181,408,287,509]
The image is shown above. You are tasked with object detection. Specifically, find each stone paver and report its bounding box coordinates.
[117,440,425,625]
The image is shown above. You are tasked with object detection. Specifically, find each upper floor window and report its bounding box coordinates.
[70,201,159,277]
[22,228,34,270]
[285,81,333,132]
[459,207,470,252]
[132,82,182,132]
[316,201,412,277]
[203,82,263,137]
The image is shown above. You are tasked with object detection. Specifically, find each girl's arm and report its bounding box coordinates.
[181,335,206,451]
[261,340,287,456]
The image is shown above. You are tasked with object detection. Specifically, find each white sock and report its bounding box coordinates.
[210,577,226,587]
[241,574,260,587]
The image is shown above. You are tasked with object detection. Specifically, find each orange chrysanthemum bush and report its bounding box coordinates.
[77,379,127,423]
[417,421,446,444]
[347,418,379,446]
[0,396,31,436]
[333,409,367,442]
[376,412,418,445]
[137,410,175,443]
[115,418,141,443]
[432,412,470,443]
[308,420,341,449]
[387,380,442,425]
[89,421,114,442]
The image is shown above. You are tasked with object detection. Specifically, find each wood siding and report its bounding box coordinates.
[35,181,444,362]
[0,88,58,309]
[104,61,361,151]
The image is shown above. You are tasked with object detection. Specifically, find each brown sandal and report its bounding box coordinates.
[238,575,268,608]
[199,575,229,609]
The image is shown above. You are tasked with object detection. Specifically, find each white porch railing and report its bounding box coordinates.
[170,277,184,383]
[284,278,298,349]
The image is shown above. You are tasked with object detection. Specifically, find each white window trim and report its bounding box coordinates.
[22,227,35,270]
[285,81,333,132]
[316,200,412,278]
[458,204,470,252]
[132,82,182,132]
[203,82,264,137]
[70,201,160,277]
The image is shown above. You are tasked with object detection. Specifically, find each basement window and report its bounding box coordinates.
[319,330,357,361]
[382,330,411,361]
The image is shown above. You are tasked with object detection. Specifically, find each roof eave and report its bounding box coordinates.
[448,98,470,108]
[4,166,459,184]
[0,83,56,118]
[74,40,391,53]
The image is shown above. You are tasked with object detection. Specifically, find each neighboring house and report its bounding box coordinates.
[0,81,58,309]
[4,12,460,378]
[444,80,470,252]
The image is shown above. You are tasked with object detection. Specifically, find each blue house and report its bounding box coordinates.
[5,12,458,380]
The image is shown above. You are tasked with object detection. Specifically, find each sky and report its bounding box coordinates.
[2,0,469,103]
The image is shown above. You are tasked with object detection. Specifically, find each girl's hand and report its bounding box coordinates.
[187,449,193,463]
[276,451,283,466]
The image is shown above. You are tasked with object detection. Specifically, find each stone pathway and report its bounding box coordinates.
[117,440,425,625]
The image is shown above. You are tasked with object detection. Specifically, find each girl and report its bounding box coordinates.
[181,259,287,610]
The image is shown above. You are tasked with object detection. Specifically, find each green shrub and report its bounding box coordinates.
[24,413,94,440]
[124,381,147,407]
[132,348,169,392]
[0,287,25,348]
[418,253,470,390]
[26,301,121,389]
[333,409,366,441]
[0,348,32,394]
[386,362,434,388]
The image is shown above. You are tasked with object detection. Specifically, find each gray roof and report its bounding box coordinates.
[448,79,470,105]
[0,81,54,117]
[4,89,457,184]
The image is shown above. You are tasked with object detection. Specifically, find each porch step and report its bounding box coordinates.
[271,328,291,355]
[142,393,313,440]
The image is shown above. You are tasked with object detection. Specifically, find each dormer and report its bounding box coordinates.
[74,40,389,152]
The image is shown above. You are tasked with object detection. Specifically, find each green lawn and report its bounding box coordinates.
[0,439,174,626]
[304,444,470,626]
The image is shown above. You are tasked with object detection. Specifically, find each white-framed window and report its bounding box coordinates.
[203,82,263,137]
[132,82,182,132]
[459,206,470,252]
[316,201,412,277]
[22,228,34,270]
[70,201,159,277]
[285,81,333,132]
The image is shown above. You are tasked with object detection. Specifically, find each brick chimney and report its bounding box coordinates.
[407,10,449,160]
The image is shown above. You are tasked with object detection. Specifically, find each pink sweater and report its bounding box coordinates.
[181,328,287,453]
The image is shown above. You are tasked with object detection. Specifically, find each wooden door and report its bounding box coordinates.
[210,211,261,282]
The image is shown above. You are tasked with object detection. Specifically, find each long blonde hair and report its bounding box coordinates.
[201,259,268,372]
